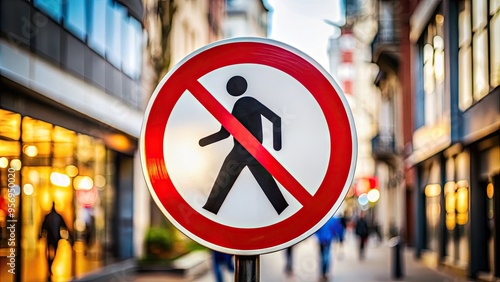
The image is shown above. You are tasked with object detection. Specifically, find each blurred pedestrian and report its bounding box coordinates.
[211,250,234,282]
[355,211,369,260]
[371,218,383,244]
[83,207,95,256]
[336,213,347,258]
[284,245,294,275]
[315,216,341,281]
[39,202,71,281]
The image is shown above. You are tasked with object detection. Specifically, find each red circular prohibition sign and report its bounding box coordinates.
[141,38,357,255]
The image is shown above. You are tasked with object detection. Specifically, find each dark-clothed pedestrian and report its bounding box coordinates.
[39,202,70,281]
[355,211,369,260]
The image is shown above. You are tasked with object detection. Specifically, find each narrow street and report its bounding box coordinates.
[1,0,499,281]
[128,231,470,282]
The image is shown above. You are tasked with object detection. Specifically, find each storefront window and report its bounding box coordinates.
[0,141,20,159]
[0,108,118,281]
[472,29,489,100]
[0,109,21,141]
[472,0,488,31]
[0,109,22,282]
[421,11,445,126]
[444,178,470,266]
[458,0,499,111]
[491,2,500,86]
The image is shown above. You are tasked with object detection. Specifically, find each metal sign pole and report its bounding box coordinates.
[235,255,260,282]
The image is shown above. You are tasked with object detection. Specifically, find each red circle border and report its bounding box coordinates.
[141,39,355,254]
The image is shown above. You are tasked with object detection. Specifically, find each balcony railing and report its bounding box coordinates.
[371,0,401,63]
[372,133,396,160]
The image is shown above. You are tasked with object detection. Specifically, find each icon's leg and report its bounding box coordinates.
[248,163,288,214]
[203,154,245,214]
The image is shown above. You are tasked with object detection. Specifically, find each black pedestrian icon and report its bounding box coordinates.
[199,75,289,215]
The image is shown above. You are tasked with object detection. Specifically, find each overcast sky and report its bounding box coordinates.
[264,0,345,70]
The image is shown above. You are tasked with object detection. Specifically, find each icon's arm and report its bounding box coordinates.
[260,104,282,151]
[199,127,230,147]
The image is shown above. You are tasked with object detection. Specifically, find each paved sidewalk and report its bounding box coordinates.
[124,232,472,282]
[317,234,470,282]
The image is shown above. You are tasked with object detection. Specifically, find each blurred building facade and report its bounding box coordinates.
[224,0,268,37]
[329,0,393,238]
[371,0,500,280]
[0,0,148,281]
[143,0,226,227]
[0,0,229,281]
[370,0,409,241]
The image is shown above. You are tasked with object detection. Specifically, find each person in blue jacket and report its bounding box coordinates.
[315,215,342,281]
[211,250,234,282]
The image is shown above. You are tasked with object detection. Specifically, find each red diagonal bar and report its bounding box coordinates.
[188,80,314,206]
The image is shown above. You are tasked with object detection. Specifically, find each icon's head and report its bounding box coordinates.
[226,76,247,96]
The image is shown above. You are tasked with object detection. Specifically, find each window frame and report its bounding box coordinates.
[458,0,498,111]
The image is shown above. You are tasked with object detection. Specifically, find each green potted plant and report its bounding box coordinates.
[144,226,175,261]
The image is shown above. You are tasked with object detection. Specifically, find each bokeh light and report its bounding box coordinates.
[50,172,71,187]
[367,189,380,203]
[23,183,34,196]
[358,193,369,206]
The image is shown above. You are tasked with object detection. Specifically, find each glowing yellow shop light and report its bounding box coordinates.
[40,189,53,212]
[456,180,469,189]
[105,133,133,152]
[10,159,21,171]
[50,172,71,187]
[444,182,456,213]
[24,145,38,157]
[456,180,469,225]
[444,182,457,230]
[94,175,106,188]
[446,213,456,230]
[65,165,79,178]
[487,183,494,199]
[0,157,8,168]
[28,169,40,184]
[73,176,94,190]
[425,184,441,197]
[444,181,456,194]
[23,184,34,196]
[456,187,469,214]
[456,212,468,225]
